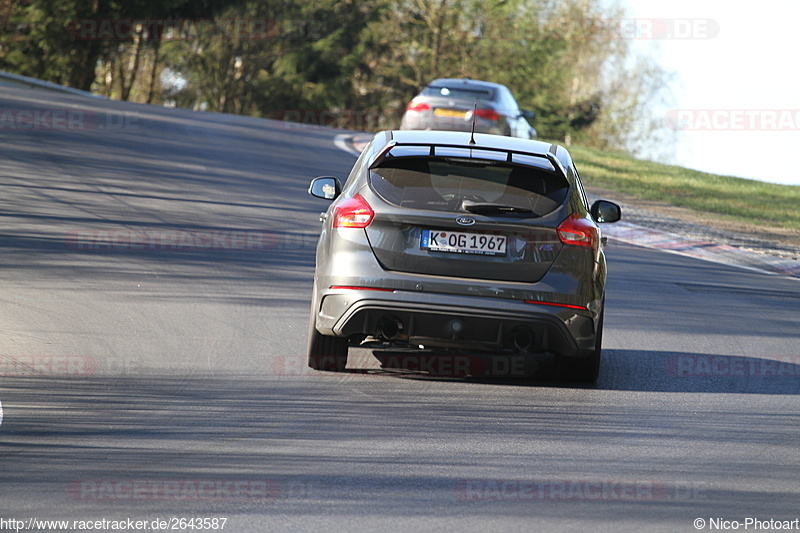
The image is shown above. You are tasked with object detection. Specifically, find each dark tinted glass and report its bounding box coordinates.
[421,85,494,101]
[370,157,568,216]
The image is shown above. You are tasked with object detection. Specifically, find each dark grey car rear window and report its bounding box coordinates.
[422,86,494,101]
[370,157,568,216]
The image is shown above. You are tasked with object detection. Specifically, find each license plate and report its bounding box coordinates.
[433,108,467,119]
[421,230,507,256]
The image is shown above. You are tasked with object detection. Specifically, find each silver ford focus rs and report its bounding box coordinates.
[307,130,621,382]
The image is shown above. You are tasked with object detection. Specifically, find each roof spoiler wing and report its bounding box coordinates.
[368,141,567,179]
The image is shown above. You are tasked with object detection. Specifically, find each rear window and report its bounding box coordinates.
[422,85,494,101]
[370,157,569,216]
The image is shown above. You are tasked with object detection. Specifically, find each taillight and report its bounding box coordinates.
[524,300,587,311]
[406,101,430,112]
[333,194,374,228]
[557,214,598,248]
[330,286,394,292]
[474,108,500,121]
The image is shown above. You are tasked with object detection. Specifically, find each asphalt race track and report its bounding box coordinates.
[1,86,799,532]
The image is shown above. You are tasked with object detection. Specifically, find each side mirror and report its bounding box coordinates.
[308,176,342,200]
[590,200,621,223]
[521,110,535,120]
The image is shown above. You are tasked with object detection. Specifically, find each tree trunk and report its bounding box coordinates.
[121,24,145,101]
[146,39,162,104]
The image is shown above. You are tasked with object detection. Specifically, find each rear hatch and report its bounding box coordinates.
[419,84,498,131]
[364,147,570,283]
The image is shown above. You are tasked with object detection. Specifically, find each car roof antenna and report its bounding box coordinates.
[469,102,477,146]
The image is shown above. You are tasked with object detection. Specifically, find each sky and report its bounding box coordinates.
[622,0,800,186]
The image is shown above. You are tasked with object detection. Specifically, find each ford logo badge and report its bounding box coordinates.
[455,216,476,226]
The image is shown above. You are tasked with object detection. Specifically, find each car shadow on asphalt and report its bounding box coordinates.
[595,349,800,395]
[344,348,800,395]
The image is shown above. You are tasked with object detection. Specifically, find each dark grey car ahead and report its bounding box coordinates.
[307,130,620,382]
[400,78,537,139]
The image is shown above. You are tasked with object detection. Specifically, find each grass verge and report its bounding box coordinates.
[567,144,800,233]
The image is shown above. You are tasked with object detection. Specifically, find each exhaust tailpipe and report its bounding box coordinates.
[377,316,403,340]
[510,327,534,352]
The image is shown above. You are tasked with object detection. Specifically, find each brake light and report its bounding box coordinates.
[406,101,430,112]
[557,214,598,248]
[333,194,374,228]
[474,108,500,121]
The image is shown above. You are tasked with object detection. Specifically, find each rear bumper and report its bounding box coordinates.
[316,289,598,356]
[400,112,507,136]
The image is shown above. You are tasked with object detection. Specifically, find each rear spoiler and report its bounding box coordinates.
[368,141,565,178]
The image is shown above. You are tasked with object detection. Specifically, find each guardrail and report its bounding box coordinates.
[0,70,107,99]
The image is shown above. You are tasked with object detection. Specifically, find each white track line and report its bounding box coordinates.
[333,133,361,157]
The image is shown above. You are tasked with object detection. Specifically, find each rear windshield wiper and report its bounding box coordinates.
[462,200,536,216]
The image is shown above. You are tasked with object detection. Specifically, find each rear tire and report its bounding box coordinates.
[307,313,349,372]
[558,306,603,384]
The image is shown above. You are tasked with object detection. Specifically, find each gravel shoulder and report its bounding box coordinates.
[586,184,800,262]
